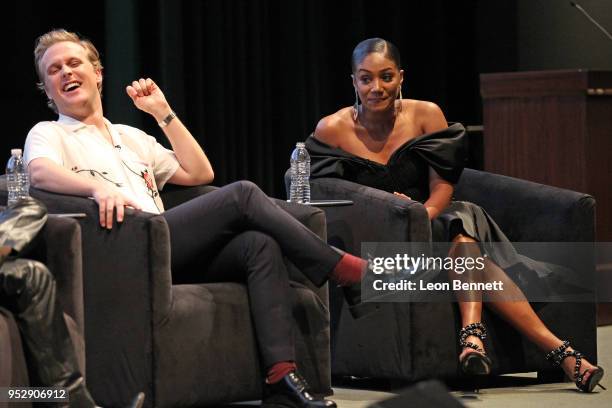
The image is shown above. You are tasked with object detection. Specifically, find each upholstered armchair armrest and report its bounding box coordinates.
[454,169,595,242]
[0,179,85,331]
[26,215,87,375]
[29,186,173,322]
[33,216,84,331]
[272,199,330,299]
[28,187,171,405]
[273,199,328,244]
[306,177,431,256]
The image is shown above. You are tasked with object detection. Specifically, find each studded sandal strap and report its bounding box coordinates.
[459,322,488,354]
[462,341,485,354]
[549,349,585,389]
[459,323,487,342]
[545,340,570,363]
[545,341,600,390]
[572,351,584,385]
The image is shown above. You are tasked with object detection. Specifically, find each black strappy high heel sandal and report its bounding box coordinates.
[459,322,492,375]
[545,340,606,392]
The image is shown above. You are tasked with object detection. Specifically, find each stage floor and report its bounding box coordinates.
[333,325,612,407]
[227,325,612,407]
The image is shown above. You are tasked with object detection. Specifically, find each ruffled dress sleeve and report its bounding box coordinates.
[405,123,467,184]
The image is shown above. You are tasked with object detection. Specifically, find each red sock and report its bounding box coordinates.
[266,361,297,384]
[330,253,367,286]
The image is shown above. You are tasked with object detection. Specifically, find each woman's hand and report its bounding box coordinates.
[393,192,412,200]
[395,191,440,220]
[425,207,439,221]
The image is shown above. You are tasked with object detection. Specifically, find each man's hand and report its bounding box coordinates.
[126,78,171,121]
[92,185,141,229]
[125,77,214,186]
[28,158,145,229]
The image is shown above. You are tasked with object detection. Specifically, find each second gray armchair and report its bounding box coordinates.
[286,168,597,383]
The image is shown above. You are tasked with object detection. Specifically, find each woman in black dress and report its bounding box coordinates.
[308,37,605,392]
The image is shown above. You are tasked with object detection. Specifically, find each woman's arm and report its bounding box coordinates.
[418,101,453,220]
[424,168,453,220]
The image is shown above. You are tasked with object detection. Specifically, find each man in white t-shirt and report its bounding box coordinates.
[24,29,377,408]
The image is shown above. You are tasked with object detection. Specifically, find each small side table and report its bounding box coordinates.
[301,200,353,207]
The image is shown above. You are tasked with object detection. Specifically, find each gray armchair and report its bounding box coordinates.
[286,168,597,382]
[0,183,332,407]
[0,209,84,408]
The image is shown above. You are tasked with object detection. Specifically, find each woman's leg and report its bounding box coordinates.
[450,234,598,382]
[449,234,486,361]
[481,258,598,382]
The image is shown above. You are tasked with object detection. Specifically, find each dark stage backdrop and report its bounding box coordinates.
[5,0,518,198]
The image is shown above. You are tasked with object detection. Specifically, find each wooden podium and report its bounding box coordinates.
[480,69,612,242]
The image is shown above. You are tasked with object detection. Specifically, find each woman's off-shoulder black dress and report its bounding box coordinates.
[305,123,589,300]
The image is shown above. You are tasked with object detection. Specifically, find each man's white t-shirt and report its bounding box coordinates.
[24,114,180,214]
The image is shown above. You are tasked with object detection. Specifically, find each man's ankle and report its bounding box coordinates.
[330,253,366,286]
[266,361,297,384]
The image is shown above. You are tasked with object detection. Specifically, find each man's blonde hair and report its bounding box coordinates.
[34,29,103,113]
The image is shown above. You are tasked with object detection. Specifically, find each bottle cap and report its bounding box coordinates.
[296,142,305,147]
[11,148,22,156]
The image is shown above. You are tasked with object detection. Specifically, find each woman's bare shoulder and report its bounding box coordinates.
[404,99,448,132]
[403,99,443,115]
[314,107,353,147]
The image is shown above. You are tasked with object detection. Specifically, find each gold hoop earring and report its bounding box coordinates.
[353,88,359,121]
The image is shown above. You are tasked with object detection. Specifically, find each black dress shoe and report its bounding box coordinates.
[263,371,336,408]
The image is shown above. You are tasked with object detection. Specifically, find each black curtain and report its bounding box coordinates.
[6,0,517,198]
[6,1,107,149]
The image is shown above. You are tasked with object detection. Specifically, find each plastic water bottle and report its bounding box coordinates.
[6,148,30,206]
[289,142,311,203]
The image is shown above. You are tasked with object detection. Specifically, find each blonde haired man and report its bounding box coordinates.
[34,29,104,113]
[24,28,382,408]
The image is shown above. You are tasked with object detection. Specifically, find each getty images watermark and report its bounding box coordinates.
[370,252,506,291]
[360,242,612,303]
